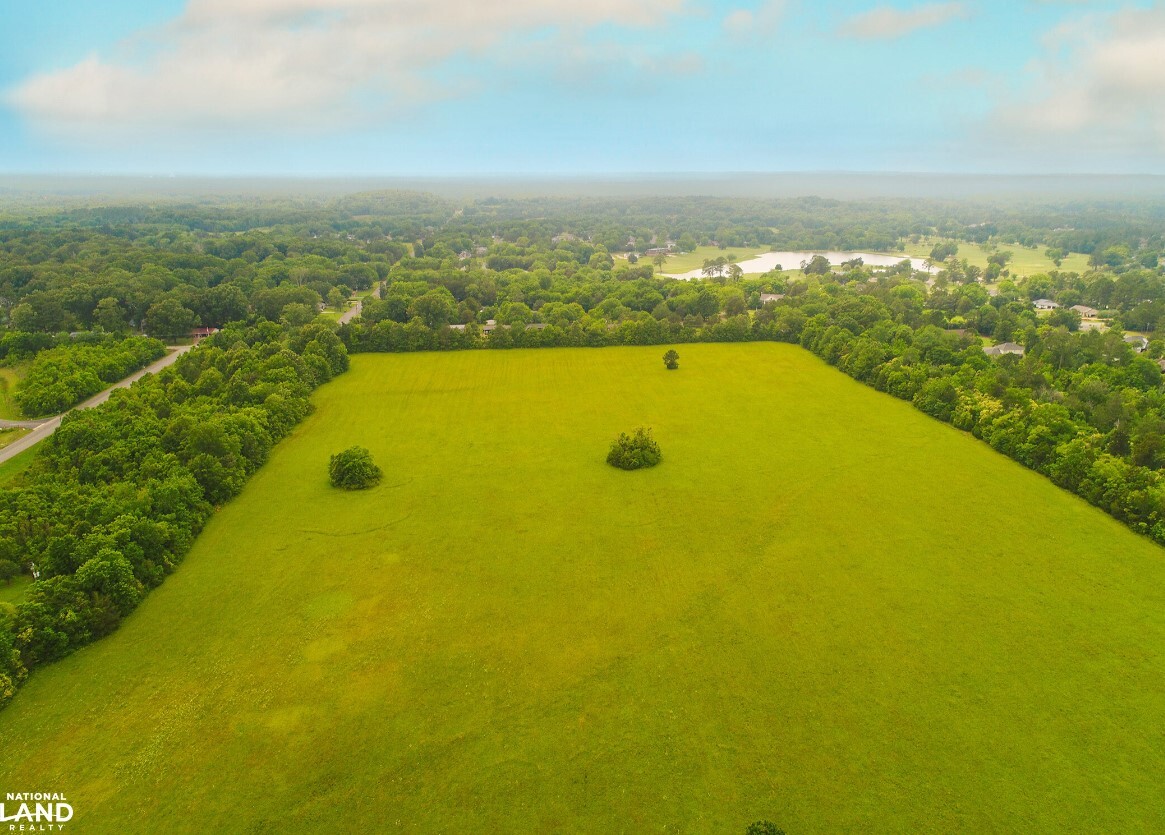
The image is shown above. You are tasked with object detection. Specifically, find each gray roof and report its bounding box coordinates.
[984,342,1026,356]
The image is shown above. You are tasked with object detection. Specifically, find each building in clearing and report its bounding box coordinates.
[1124,334,1149,353]
[759,293,786,305]
[984,342,1026,357]
[1032,298,1060,311]
[1071,304,1099,317]
[190,326,219,343]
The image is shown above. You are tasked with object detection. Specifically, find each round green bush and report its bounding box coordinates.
[745,822,784,835]
[328,446,383,489]
[606,427,661,470]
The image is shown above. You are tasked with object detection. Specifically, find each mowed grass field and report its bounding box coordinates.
[650,245,769,274]
[887,237,1092,277]
[3,344,1165,832]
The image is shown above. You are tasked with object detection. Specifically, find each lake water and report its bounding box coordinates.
[665,251,934,279]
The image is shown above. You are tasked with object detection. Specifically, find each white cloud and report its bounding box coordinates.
[5,0,690,140]
[988,6,1165,162]
[722,0,786,37]
[838,2,970,40]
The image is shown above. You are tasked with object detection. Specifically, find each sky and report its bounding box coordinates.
[1,0,1163,176]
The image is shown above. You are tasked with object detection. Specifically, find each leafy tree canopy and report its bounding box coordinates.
[329,446,383,489]
[606,427,661,470]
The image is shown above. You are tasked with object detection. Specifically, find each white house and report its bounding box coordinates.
[984,342,1026,357]
[1032,298,1060,311]
[759,293,786,305]
[1071,304,1099,317]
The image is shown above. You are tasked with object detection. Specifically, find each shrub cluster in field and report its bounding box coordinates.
[329,446,382,489]
[0,321,349,708]
[12,337,167,417]
[607,427,661,470]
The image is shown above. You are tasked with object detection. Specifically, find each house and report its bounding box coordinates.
[448,324,467,331]
[190,326,219,343]
[551,233,576,245]
[644,247,671,257]
[759,293,786,305]
[1032,298,1060,311]
[480,319,499,335]
[984,342,1025,357]
[1124,334,1150,353]
[1071,304,1099,317]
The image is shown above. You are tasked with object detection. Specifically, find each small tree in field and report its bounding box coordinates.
[745,822,784,835]
[329,446,382,489]
[0,559,18,585]
[663,349,680,370]
[606,427,661,470]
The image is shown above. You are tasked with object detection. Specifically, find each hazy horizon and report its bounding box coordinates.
[6,171,1165,203]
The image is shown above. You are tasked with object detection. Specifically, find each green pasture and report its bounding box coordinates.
[889,236,1091,277]
[2,344,1164,832]
[652,245,769,274]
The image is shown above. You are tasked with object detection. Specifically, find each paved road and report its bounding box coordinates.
[337,299,363,324]
[0,344,194,466]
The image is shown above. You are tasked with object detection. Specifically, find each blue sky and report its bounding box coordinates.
[1,0,1162,175]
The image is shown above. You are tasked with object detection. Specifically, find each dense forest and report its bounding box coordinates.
[3,190,1165,707]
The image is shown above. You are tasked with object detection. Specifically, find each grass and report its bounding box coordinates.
[888,236,1092,277]
[2,344,1165,832]
[0,574,31,607]
[0,444,38,485]
[651,245,770,274]
[0,364,27,420]
[0,427,28,450]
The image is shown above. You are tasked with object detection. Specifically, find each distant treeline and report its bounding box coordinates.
[0,320,348,708]
[2,192,1163,348]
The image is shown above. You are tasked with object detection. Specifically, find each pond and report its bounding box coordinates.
[665,250,934,279]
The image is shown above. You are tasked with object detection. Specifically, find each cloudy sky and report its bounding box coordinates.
[1,0,1162,175]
